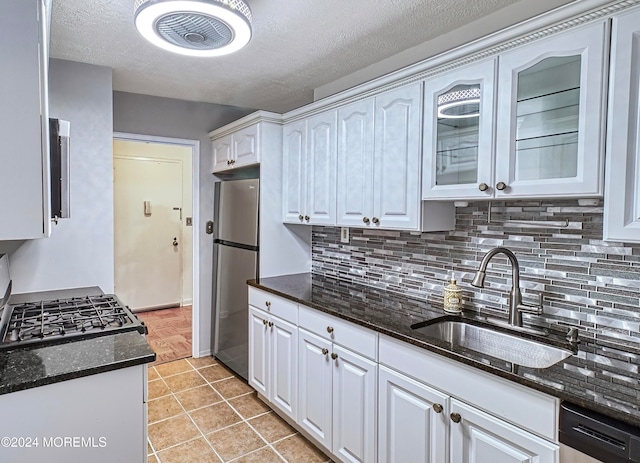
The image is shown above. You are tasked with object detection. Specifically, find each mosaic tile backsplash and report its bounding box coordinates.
[312,200,640,348]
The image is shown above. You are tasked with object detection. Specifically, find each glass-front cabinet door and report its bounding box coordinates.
[495,20,607,198]
[423,59,496,200]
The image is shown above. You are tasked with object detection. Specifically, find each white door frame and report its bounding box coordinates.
[113,132,201,358]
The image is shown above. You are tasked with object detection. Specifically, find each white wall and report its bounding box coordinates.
[112,92,253,356]
[314,0,575,100]
[112,139,193,304]
[9,59,114,294]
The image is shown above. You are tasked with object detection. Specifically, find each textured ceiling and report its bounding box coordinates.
[50,0,571,113]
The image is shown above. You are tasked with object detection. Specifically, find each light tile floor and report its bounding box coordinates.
[147,357,332,463]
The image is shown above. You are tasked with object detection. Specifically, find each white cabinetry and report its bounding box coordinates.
[211,122,260,172]
[378,335,559,463]
[338,83,427,230]
[604,7,640,243]
[0,366,146,463]
[423,21,607,201]
[282,110,337,225]
[450,398,558,463]
[495,21,607,198]
[337,97,374,227]
[422,59,496,200]
[298,306,377,463]
[0,0,50,240]
[248,288,298,420]
[378,365,448,463]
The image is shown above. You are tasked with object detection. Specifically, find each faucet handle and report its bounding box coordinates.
[517,293,543,315]
[517,303,543,315]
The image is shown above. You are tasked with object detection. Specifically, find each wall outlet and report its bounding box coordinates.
[340,227,349,244]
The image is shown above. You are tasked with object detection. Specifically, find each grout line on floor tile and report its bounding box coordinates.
[149,357,332,463]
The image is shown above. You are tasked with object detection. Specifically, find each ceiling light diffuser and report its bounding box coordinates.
[134,0,252,57]
[437,87,481,119]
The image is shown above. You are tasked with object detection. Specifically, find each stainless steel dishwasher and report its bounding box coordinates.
[560,401,640,463]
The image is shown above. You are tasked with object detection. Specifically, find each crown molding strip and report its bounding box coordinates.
[283,0,640,123]
[208,110,283,139]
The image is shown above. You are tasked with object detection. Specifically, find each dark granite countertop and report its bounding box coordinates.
[0,331,155,395]
[0,286,155,395]
[249,273,640,428]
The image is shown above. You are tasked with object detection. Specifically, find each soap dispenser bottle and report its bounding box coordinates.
[443,276,463,313]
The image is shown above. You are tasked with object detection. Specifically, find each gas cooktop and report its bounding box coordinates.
[0,294,146,350]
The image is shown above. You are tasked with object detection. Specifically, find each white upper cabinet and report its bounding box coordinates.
[337,97,375,227]
[422,59,496,200]
[604,7,640,243]
[307,111,338,225]
[373,84,423,229]
[495,21,607,198]
[212,123,260,172]
[282,110,337,225]
[282,120,307,223]
[212,134,233,172]
[338,83,431,230]
[233,124,259,169]
[0,0,50,240]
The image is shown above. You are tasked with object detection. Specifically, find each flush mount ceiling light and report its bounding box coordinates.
[134,0,252,57]
[437,86,481,119]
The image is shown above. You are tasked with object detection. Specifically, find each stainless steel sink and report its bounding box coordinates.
[413,320,572,368]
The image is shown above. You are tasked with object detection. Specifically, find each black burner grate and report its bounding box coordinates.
[0,295,145,349]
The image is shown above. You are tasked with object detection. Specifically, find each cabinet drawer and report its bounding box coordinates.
[299,305,377,360]
[248,287,298,324]
[379,334,558,441]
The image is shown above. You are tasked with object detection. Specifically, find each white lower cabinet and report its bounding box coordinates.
[249,288,562,463]
[378,335,560,463]
[248,305,298,421]
[450,398,559,463]
[298,327,377,463]
[0,366,146,463]
[378,365,448,463]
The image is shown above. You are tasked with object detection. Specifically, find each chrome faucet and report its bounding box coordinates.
[471,247,542,328]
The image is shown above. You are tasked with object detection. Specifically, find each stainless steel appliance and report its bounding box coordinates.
[211,178,259,380]
[560,401,640,463]
[49,118,70,220]
[0,288,146,350]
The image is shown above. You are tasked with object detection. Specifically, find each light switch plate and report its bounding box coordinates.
[340,227,349,243]
[186,217,193,226]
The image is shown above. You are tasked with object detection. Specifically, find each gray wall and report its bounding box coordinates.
[9,59,114,293]
[112,91,253,355]
[313,199,640,348]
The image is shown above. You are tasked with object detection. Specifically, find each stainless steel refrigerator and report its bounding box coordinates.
[212,178,259,380]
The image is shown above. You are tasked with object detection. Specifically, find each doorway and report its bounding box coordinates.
[113,134,200,362]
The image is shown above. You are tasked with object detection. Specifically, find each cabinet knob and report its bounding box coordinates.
[304,215,310,222]
[265,301,271,309]
[478,183,489,192]
[230,159,235,165]
[226,160,231,166]
[433,403,443,414]
[322,348,329,355]
[268,321,274,328]
[450,412,462,423]
[363,217,370,224]
[331,353,338,360]
[372,217,380,225]
[496,181,507,191]
[262,319,268,326]
[298,214,304,221]
[326,326,334,334]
